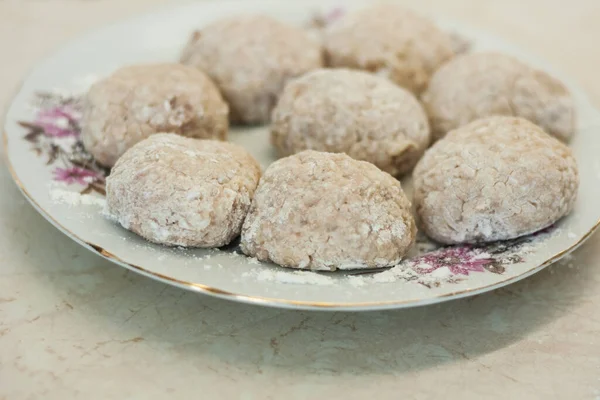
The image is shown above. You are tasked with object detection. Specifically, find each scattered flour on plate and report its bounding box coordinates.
[347,276,367,288]
[370,266,418,284]
[49,188,106,208]
[242,268,336,286]
[239,261,456,288]
[428,266,453,279]
[247,257,261,265]
[362,262,457,288]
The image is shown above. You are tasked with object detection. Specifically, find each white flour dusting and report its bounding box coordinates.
[429,266,453,279]
[241,261,453,288]
[347,276,367,288]
[242,268,336,286]
[371,267,418,284]
[49,188,106,208]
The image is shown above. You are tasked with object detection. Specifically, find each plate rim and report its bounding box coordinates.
[2,0,600,310]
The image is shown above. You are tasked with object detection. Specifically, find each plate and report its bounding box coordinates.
[3,0,600,311]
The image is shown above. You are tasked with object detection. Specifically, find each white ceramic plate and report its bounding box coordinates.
[3,0,600,311]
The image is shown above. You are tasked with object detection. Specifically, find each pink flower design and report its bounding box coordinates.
[53,167,98,185]
[35,105,80,137]
[414,246,494,276]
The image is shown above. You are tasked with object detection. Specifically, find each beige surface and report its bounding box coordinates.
[1,1,600,399]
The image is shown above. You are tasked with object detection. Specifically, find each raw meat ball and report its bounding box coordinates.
[413,116,579,244]
[241,150,416,270]
[82,63,228,167]
[105,134,261,248]
[422,52,576,142]
[323,3,454,94]
[181,15,323,124]
[271,69,430,177]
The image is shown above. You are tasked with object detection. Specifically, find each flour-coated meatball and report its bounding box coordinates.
[82,63,228,167]
[422,52,575,142]
[106,134,261,247]
[241,151,416,270]
[271,69,430,177]
[323,4,454,94]
[181,15,323,124]
[413,117,579,244]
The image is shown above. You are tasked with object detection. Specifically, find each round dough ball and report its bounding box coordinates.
[106,133,261,248]
[180,15,323,124]
[241,150,416,271]
[323,4,454,94]
[271,69,430,177]
[413,117,579,244]
[82,63,228,167]
[422,52,576,142]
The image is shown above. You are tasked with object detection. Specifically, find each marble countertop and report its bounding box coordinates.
[1,1,600,399]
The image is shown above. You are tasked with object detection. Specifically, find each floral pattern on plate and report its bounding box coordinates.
[342,227,555,288]
[19,92,108,195]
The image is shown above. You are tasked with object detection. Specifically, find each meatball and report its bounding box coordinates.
[323,4,454,94]
[241,151,416,270]
[105,134,261,248]
[413,116,579,244]
[422,52,576,142]
[271,69,430,177]
[82,63,228,167]
[181,15,323,124]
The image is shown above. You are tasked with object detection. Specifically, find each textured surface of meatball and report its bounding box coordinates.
[271,69,430,177]
[82,63,228,167]
[422,52,575,142]
[413,117,579,244]
[241,151,416,271]
[106,134,261,248]
[323,4,454,94]
[181,15,323,124]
